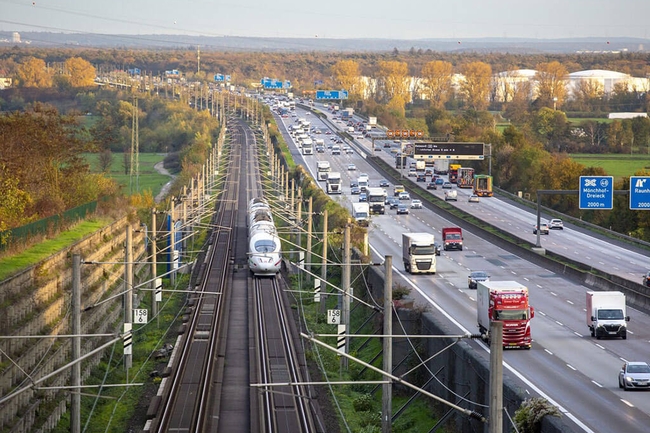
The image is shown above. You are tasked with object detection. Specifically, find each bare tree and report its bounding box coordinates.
[98,149,114,173]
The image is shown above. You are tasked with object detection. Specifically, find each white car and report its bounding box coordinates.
[549,218,564,230]
[398,191,411,200]
[410,199,423,209]
[533,223,550,235]
[347,163,357,171]
[468,194,480,203]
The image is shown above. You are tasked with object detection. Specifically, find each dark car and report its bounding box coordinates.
[467,271,490,290]
[350,181,359,188]
[359,193,367,202]
[396,204,409,215]
[416,173,427,182]
[643,271,650,287]
[427,182,437,190]
[379,179,390,187]
[434,243,441,256]
[386,197,399,209]
[316,145,325,153]
[351,186,361,195]
[435,178,444,185]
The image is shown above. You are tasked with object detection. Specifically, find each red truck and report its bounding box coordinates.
[477,281,534,349]
[441,227,463,251]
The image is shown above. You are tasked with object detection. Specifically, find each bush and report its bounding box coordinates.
[514,397,561,433]
[352,393,374,412]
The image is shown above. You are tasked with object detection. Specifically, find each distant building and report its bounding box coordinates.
[0,77,12,89]
[12,32,20,43]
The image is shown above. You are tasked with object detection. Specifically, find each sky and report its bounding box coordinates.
[1,0,649,41]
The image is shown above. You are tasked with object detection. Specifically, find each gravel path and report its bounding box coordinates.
[154,160,175,203]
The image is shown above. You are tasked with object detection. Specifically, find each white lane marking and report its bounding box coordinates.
[368,244,595,433]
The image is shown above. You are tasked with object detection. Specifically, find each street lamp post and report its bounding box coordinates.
[553,97,558,111]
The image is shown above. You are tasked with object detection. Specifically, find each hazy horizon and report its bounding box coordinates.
[1,0,649,42]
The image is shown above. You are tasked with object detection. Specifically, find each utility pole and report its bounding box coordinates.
[125,224,133,370]
[296,198,302,264]
[489,321,503,433]
[306,196,313,282]
[382,255,393,433]
[319,210,328,315]
[341,223,351,370]
[170,200,176,286]
[71,254,81,433]
[151,210,158,320]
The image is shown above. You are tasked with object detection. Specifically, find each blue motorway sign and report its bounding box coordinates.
[214,74,224,82]
[316,90,349,100]
[261,77,288,89]
[630,176,650,209]
[579,176,613,210]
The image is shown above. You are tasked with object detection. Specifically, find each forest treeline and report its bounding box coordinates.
[0,47,650,239]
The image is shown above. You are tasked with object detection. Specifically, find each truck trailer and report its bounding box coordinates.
[586,291,630,339]
[477,281,534,349]
[402,233,437,274]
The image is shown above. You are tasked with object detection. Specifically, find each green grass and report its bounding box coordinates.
[567,117,614,124]
[84,152,171,196]
[0,218,112,280]
[570,153,650,180]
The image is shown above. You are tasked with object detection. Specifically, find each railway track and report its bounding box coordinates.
[146,117,323,432]
[253,276,317,433]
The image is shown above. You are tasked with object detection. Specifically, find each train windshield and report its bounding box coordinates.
[254,239,278,253]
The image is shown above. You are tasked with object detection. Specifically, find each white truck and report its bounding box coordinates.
[367,187,386,215]
[326,172,342,194]
[434,160,449,175]
[317,161,331,181]
[402,233,437,274]
[586,291,630,339]
[368,116,377,125]
[352,202,370,226]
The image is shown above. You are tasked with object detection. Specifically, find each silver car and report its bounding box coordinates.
[619,361,650,391]
[549,218,564,230]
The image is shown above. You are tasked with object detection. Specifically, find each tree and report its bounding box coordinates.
[15,57,52,88]
[331,60,365,99]
[514,397,561,433]
[0,105,97,219]
[420,60,453,109]
[531,107,570,152]
[376,61,410,116]
[534,61,569,109]
[458,61,492,111]
[0,165,33,233]
[65,57,97,87]
[98,149,114,173]
[573,78,604,112]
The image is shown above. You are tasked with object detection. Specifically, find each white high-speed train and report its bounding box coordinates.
[248,198,282,276]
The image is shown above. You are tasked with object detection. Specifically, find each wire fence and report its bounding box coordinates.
[0,200,98,251]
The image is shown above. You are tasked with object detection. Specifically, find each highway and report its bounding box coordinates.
[273,101,650,433]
